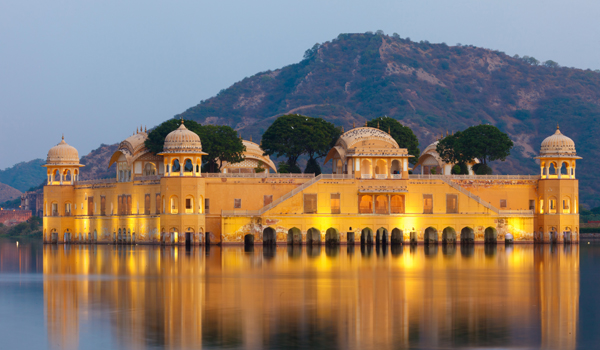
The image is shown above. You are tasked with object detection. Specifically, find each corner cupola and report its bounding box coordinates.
[43,136,84,185]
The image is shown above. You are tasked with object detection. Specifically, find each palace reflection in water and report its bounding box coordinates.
[42,243,578,350]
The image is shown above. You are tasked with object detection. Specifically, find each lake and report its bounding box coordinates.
[1,239,599,349]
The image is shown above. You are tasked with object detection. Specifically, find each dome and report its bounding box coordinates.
[161,122,203,154]
[46,136,80,165]
[338,127,400,149]
[540,126,576,157]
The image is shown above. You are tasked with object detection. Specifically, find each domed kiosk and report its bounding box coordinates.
[537,125,581,179]
[325,126,413,179]
[43,136,84,185]
[158,121,207,177]
[222,139,277,174]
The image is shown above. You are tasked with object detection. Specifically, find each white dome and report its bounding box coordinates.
[46,136,80,165]
[540,127,576,157]
[162,122,203,154]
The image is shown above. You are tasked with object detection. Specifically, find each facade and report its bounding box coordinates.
[42,124,580,245]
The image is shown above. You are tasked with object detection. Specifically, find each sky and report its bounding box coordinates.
[1,0,599,169]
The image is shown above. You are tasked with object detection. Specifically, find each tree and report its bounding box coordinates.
[437,125,513,170]
[145,119,245,173]
[367,117,420,164]
[304,158,322,175]
[261,114,340,173]
[543,60,560,68]
[197,125,245,173]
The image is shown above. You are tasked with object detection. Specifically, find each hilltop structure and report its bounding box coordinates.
[42,123,579,245]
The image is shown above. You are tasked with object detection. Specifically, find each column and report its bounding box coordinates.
[372,195,375,214]
[167,159,171,176]
[371,158,375,178]
[60,173,63,185]
[193,160,197,176]
[180,157,184,176]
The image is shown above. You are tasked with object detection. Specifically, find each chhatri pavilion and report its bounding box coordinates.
[42,123,580,245]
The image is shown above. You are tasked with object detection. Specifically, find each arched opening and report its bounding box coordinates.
[391,228,403,244]
[442,227,457,244]
[113,232,116,243]
[562,196,571,214]
[287,227,302,245]
[460,227,474,244]
[548,162,557,176]
[391,160,401,175]
[563,226,572,244]
[144,162,157,176]
[375,159,387,176]
[376,227,388,245]
[93,230,97,242]
[64,169,71,182]
[172,159,181,173]
[244,233,254,246]
[53,169,60,183]
[390,195,405,214]
[335,159,343,174]
[361,159,372,178]
[325,228,340,245]
[126,229,131,244]
[184,158,193,173]
[263,227,276,246]
[548,196,557,214]
[375,195,388,214]
[132,232,136,244]
[118,228,122,243]
[170,195,179,214]
[484,227,497,244]
[185,195,194,214]
[307,228,321,245]
[359,195,373,214]
[185,228,194,247]
[170,228,178,244]
[424,227,438,245]
[360,227,373,245]
[539,197,544,214]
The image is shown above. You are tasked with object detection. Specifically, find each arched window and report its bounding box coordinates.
[170,195,179,214]
[172,159,181,172]
[359,195,373,214]
[185,195,194,214]
[144,162,156,176]
[539,198,544,214]
[53,169,60,182]
[184,159,193,172]
[563,196,571,214]
[548,196,557,214]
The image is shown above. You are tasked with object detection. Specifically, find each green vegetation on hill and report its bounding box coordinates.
[0,159,46,192]
[176,32,600,207]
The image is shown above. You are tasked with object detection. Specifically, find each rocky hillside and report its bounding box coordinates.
[178,33,600,207]
[0,159,46,192]
[79,143,118,180]
[0,183,22,204]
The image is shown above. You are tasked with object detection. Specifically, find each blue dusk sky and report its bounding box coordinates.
[1,0,599,169]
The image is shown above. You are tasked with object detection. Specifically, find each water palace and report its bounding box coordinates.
[42,123,580,245]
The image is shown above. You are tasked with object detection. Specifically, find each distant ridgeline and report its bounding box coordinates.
[177,32,600,207]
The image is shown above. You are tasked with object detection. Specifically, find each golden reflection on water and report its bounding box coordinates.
[43,244,578,349]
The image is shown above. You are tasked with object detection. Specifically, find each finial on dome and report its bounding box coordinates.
[181,116,184,125]
[250,135,252,142]
[353,122,356,128]
[388,126,391,134]
[136,127,138,134]
[341,126,344,133]
[364,121,368,127]
[145,126,147,133]
[557,123,560,130]
[62,134,64,141]
[377,121,380,129]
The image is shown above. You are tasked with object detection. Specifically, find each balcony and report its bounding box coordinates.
[390,174,402,179]
[361,174,372,179]
[375,174,387,179]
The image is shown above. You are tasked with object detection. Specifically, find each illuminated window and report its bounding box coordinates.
[391,195,405,214]
[549,198,557,214]
[145,194,150,215]
[156,193,161,214]
[359,195,373,214]
[185,197,193,213]
[447,194,458,213]
[539,199,544,214]
[304,194,317,214]
[88,196,94,216]
[170,196,179,214]
[563,198,571,213]
[330,193,340,214]
[234,199,241,209]
[64,203,71,216]
[101,196,106,216]
[423,194,433,214]
[264,195,273,206]
[375,195,388,214]
[529,200,535,210]
[127,195,132,215]
[500,199,507,209]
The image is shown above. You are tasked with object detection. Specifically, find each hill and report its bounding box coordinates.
[177,32,600,207]
[0,183,22,205]
[0,159,46,192]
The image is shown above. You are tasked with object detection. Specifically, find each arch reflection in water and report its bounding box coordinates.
[43,244,579,350]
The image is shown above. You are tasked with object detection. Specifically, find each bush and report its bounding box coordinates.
[451,165,462,174]
[473,163,493,175]
[304,158,322,175]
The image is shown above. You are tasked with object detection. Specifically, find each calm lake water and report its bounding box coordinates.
[1,239,599,350]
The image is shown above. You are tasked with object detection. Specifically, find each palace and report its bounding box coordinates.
[42,123,580,245]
